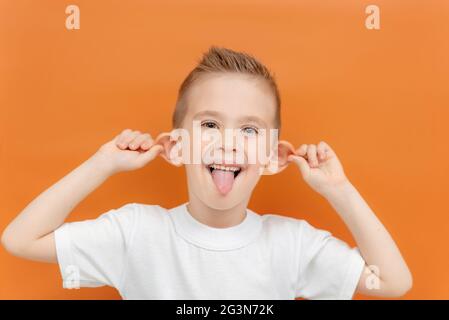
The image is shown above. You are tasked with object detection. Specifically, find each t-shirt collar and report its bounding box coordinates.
[169,202,263,251]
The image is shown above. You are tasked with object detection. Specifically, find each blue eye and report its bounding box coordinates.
[241,126,259,136]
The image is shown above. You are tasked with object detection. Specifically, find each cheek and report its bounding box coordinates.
[200,133,221,163]
[185,164,203,181]
[244,138,271,166]
[244,165,263,182]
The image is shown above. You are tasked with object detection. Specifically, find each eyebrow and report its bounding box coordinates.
[192,110,268,128]
[240,115,267,128]
[192,110,222,119]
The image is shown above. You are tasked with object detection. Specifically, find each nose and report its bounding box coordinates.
[222,137,236,153]
[218,129,246,164]
[218,128,239,152]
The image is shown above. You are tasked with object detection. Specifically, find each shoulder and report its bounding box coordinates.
[95,202,171,231]
[134,202,171,223]
[259,212,331,243]
[259,212,307,232]
[258,213,302,243]
[97,202,172,245]
[102,202,168,217]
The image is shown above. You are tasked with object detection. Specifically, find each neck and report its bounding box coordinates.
[186,192,249,228]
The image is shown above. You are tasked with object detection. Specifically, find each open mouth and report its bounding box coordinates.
[207,164,242,178]
[206,163,244,196]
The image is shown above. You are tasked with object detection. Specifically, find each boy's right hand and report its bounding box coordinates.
[91,129,164,175]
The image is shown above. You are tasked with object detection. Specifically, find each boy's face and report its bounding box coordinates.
[178,72,278,210]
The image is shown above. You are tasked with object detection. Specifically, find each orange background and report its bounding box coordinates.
[1,0,448,299]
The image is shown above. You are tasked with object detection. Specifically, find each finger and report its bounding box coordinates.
[296,144,308,157]
[307,144,319,168]
[129,133,151,151]
[116,129,133,149]
[288,154,310,178]
[119,130,141,149]
[317,141,327,161]
[319,141,336,158]
[140,134,154,150]
[135,144,164,167]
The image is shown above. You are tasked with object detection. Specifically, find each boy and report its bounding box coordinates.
[1,46,412,299]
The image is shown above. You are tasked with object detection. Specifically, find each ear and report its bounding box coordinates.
[153,132,183,167]
[260,140,296,175]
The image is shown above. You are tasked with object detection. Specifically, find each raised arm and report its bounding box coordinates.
[325,181,412,297]
[1,129,163,263]
[287,141,412,298]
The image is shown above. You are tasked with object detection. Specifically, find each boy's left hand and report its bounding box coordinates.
[288,141,350,198]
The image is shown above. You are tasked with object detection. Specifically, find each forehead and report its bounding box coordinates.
[184,73,277,127]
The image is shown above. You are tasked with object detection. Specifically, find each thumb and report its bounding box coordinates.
[288,155,310,178]
[135,144,164,168]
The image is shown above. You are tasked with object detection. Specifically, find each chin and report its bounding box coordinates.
[200,193,245,210]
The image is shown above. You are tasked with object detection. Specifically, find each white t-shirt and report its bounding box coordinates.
[54,202,365,300]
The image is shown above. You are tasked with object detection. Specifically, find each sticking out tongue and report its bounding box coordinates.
[211,169,235,196]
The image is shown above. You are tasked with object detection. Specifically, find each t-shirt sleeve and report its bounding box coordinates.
[295,220,366,300]
[53,203,139,290]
